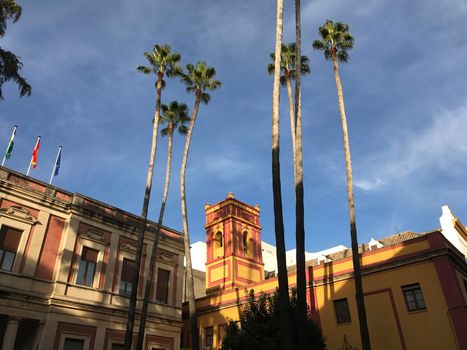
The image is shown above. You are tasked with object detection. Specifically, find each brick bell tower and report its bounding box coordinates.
[204,193,264,294]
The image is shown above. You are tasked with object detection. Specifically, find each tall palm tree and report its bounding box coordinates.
[267,42,310,165]
[313,20,371,350]
[124,44,182,350]
[136,101,190,350]
[271,0,293,349]
[267,41,310,350]
[180,61,221,350]
[293,0,308,348]
[0,0,31,99]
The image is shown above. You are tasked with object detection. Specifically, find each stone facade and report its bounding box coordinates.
[0,167,184,350]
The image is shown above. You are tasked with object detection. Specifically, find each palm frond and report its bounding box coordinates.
[178,125,188,135]
[137,65,153,75]
[160,127,169,137]
[200,92,211,104]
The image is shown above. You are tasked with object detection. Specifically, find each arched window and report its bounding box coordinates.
[215,232,223,247]
[242,231,248,256]
[214,231,223,258]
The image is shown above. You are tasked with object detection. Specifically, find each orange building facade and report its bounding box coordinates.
[182,195,467,350]
[0,167,185,350]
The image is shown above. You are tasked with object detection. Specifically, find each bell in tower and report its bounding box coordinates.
[204,193,264,294]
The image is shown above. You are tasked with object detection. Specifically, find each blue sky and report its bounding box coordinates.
[1,0,467,252]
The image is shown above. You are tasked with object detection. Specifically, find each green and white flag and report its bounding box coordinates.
[2,126,17,166]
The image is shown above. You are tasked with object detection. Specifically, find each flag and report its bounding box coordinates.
[4,126,17,160]
[54,147,61,176]
[31,137,40,170]
[49,146,62,184]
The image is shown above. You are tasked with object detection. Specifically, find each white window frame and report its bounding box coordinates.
[73,236,106,289]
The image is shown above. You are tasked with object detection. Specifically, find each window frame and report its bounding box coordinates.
[59,334,90,350]
[155,268,171,304]
[73,235,106,289]
[204,326,214,349]
[119,258,135,297]
[333,298,352,324]
[0,225,23,271]
[76,246,99,287]
[0,218,31,274]
[402,283,427,312]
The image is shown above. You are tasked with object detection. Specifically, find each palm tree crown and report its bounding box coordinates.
[312,20,354,62]
[267,42,310,86]
[160,101,190,136]
[137,44,182,78]
[180,61,222,103]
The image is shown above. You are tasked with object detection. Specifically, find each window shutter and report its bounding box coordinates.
[156,268,170,303]
[1,227,22,252]
[82,247,98,262]
[121,259,135,282]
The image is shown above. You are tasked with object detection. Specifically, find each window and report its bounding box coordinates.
[242,232,248,256]
[215,232,223,247]
[76,247,98,287]
[204,326,213,349]
[0,226,22,271]
[214,232,223,258]
[333,298,351,324]
[402,283,426,311]
[119,258,135,296]
[63,338,85,350]
[156,268,170,303]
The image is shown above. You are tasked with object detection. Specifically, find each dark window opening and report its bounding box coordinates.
[76,247,98,287]
[242,232,248,256]
[156,268,170,303]
[119,258,134,296]
[334,298,351,324]
[0,226,22,271]
[402,283,426,312]
[63,338,85,350]
[205,326,213,348]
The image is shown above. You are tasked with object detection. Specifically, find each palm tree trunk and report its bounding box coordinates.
[332,55,371,350]
[124,72,163,350]
[181,93,201,350]
[294,0,307,348]
[272,1,293,349]
[136,127,174,350]
[285,76,296,166]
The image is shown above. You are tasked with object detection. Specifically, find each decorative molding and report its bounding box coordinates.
[0,206,39,225]
[120,241,137,253]
[79,229,110,245]
[156,250,176,265]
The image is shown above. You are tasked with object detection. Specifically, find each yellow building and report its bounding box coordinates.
[0,167,185,350]
[182,194,467,350]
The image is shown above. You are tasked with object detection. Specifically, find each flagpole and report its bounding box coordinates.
[49,146,62,185]
[1,125,17,167]
[26,136,40,176]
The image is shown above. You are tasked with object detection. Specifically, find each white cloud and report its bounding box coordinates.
[355,101,467,190]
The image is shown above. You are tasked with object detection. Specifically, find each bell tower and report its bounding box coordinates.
[204,193,264,294]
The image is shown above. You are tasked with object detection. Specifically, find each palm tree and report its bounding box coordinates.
[136,101,190,350]
[180,61,221,350]
[271,0,293,349]
[0,0,31,99]
[267,42,310,164]
[293,1,308,348]
[124,44,182,350]
[313,20,371,350]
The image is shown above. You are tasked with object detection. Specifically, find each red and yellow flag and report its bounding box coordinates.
[31,136,41,169]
